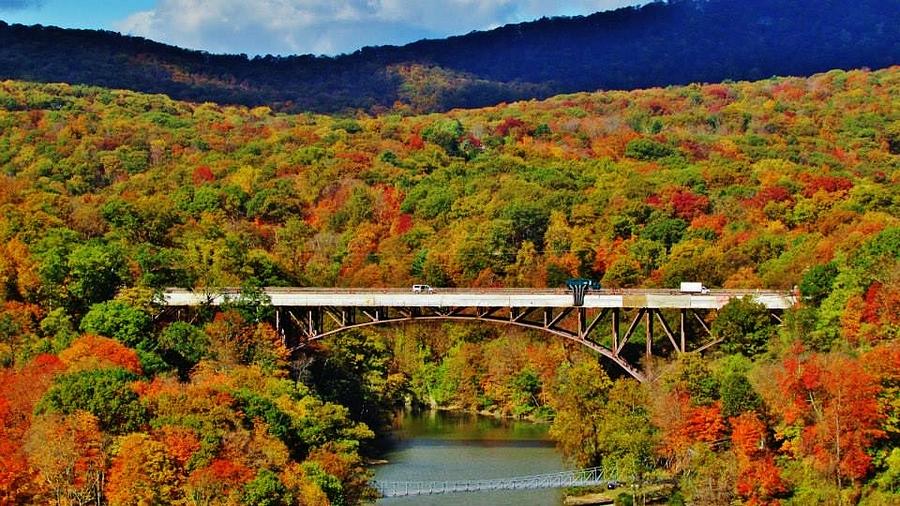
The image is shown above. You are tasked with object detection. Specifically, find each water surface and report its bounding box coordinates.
[372,410,567,505]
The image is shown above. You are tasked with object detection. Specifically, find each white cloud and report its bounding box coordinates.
[116,0,646,56]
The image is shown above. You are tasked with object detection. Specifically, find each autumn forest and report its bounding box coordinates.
[0,62,898,505]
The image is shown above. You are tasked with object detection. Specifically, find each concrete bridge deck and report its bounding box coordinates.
[162,287,796,310]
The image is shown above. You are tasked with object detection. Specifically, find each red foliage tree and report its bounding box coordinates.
[0,432,31,504]
[684,402,726,444]
[690,214,727,236]
[407,133,425,150]
[655,394,726,462]
[192,165,215,185]
[495,118,526,137]
[774,348,885,485]
[704,84,732,101]
[669,189,710,220]
[731,412,787,505]
[800,175,853,197]
[0,355,74,501]
[745,186,794,209]
[187,458,253,503]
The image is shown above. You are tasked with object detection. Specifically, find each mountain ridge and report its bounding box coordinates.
[1,0,898,113]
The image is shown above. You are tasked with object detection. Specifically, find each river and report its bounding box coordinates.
[372,410,568,505]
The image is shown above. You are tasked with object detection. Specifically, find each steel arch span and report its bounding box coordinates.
[163,287,795,381]
[275,305,733,382]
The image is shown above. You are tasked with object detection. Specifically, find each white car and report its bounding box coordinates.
[412,284,434,293]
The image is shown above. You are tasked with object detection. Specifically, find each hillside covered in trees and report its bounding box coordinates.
[0,66,897,504]
[1,0,898,113]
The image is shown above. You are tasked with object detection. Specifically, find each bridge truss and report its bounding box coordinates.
[164,288,795,382]
[277,304,726,381]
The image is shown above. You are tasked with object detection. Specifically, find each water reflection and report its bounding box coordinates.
[372,410,567,505]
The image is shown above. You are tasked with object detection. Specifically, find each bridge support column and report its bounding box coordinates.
[645,310,653,358]
[680,309,686,353]
[611,309,620,354]
[577,308,586,336]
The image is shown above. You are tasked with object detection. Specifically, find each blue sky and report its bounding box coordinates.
[0,0,646,56]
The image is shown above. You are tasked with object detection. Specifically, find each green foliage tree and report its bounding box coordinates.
[37,368,148,434]
[242,469,292,506]
[308,331,402,432]
[602,257,642,288]
[624,138,677,160]
[799,262,838,306]
[66,242,127,309]
[719,372,762,418]
[661,353,720,405]
[713,297,776,357]
[629,239,667,275]
[79,300,151,347]
[548,360,613,466]
[158,321,210,368]
[595,380,656,485]
[422,119,464,156]
[500,201,550,250]
[641,213,687,250]
[39,308,77,352]
[300,461,344,506]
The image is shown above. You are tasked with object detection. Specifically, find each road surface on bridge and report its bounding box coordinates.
[162,287,796,310]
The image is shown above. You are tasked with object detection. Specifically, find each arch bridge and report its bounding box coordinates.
[163,287,796,382]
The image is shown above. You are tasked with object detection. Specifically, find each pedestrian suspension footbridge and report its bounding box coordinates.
[374,466,616,497]
[163,286,796,381]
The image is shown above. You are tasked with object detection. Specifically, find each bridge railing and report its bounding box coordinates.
[164,286,794,297]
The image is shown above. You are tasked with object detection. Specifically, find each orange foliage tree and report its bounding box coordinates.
[0,354,65,502]
[106,433,182,505]
[58,334,143,375]
[772,347,885,487]
[24,411,105,505]
[731,412,787,505]
[186,458,254,504]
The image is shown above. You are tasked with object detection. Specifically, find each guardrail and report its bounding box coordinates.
[164,287,794,296]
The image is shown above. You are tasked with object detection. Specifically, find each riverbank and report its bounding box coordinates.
[564,484,672,505]
[411,401,553,425]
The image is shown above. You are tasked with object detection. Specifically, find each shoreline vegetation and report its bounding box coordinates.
[0,65,897,504]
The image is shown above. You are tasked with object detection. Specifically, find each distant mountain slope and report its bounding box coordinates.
[1,0,898,113]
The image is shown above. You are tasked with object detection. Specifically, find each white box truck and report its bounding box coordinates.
[680,282,710,294]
